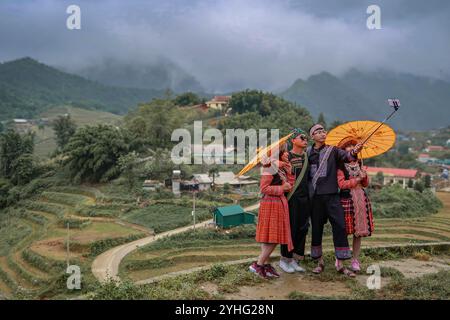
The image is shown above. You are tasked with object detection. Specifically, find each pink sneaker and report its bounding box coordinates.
[249,262,268,279]
[351,259,361,272]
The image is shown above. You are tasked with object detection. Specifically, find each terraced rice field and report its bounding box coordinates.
[120,192,450,283]
[0,186,149,299]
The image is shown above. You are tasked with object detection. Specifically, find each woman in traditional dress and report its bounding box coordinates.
[337,139,374,272]
[250,143,294,279]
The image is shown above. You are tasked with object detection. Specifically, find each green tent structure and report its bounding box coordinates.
[213,205,255,228]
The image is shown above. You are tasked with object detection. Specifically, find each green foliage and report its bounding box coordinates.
[23,200,66,218]
[124,98,182,149]
[139,225,255,252]
[52,114,77,149]
[10,153,36,185]
[91,278,147,300]
[374,172,384,185]
[41,191,89,207]
[19,210,49,225]
[174,92,201,106]
[0,178,12,208]
[57,217,91,229]
[123,204,211,233]
[88,234,146,256]
[0,214,31,255]
[142,149,177,181]
[64,124,142,183]
[219,90,313,137]
[118,151,140,191]
[317,112,327,128]
[423,175,432,188]
[414,181,424,193]
[369,184,442,218]
[407,179,414,188]
[0,129,35,181]
[0,57,163,120]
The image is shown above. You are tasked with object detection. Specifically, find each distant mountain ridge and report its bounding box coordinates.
[281,69,450,130]
[73,57,204,93]
[0,57,164,120]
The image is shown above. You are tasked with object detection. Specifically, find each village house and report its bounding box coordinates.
[142,179,164,191]
[214,171,258,187]
[191,174,213,191]
[13,119,32,133]
[425,145,445,152]
[205,95,231,110]
[366,166,418,188]
[417,153,438,164]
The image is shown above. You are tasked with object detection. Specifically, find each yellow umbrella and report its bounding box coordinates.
[236,133,292,177]
[325,120,396,159]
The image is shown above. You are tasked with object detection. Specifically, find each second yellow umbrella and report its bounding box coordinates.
[325,120,396,159]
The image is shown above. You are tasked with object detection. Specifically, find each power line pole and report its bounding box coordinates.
[192,191,196,231]
[66,222,70,268]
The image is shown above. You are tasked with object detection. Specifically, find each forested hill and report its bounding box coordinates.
[0,57,164,120]
[281,69,450,130]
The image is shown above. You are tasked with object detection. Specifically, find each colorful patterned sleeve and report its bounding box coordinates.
[361,174,369,187]
[335,147,357,163]
[260,174,284,196]
[337,169,358,189]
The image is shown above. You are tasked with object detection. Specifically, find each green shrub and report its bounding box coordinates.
[21,249,66,273]
[88,234,146,256]
[369,185,442,218]
[22,200,66,218]
[122,204,212,233]
[57,217,91,229]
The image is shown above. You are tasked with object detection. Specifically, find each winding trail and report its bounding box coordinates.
[91,203,260,282]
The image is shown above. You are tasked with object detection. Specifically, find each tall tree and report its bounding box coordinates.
[52,114,77,150]
[124,98,182,149]
[0,129,34,180]
[64,124,141,183]
[208,166,220,191]
[317,112,327,128]
[174,92,201,106]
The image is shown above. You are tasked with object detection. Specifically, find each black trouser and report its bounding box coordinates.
[280,195,311,258]
[310,193,351,260]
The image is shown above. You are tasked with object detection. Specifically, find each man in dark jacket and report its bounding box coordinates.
[307,123,362,276]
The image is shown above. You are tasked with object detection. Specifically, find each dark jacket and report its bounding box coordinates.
[307,145,357,197]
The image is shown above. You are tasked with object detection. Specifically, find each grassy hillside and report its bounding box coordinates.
[33,106,123,158]
[0,57,163,120]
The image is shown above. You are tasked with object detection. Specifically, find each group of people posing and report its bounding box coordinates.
[250,124,374,278]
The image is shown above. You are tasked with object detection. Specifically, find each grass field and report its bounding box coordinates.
[95,244,450,300]
[33,106,122,158]
[0,182,232,299]
[119,192,450,284]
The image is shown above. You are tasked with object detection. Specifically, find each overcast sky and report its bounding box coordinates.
[1,0,449,91]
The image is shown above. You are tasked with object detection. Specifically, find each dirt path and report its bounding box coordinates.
[91,203,260,282]
[135,241,450,285]
[220,254,450,300]
[92,219,214,282]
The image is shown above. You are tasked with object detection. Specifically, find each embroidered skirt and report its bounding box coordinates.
[256,195,292,250]
[341,191,374,237]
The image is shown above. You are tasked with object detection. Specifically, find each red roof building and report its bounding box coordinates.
[427,146,445,152]
[365,166,418,188]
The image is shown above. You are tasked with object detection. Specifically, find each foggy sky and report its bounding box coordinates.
[1,0,449,92]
